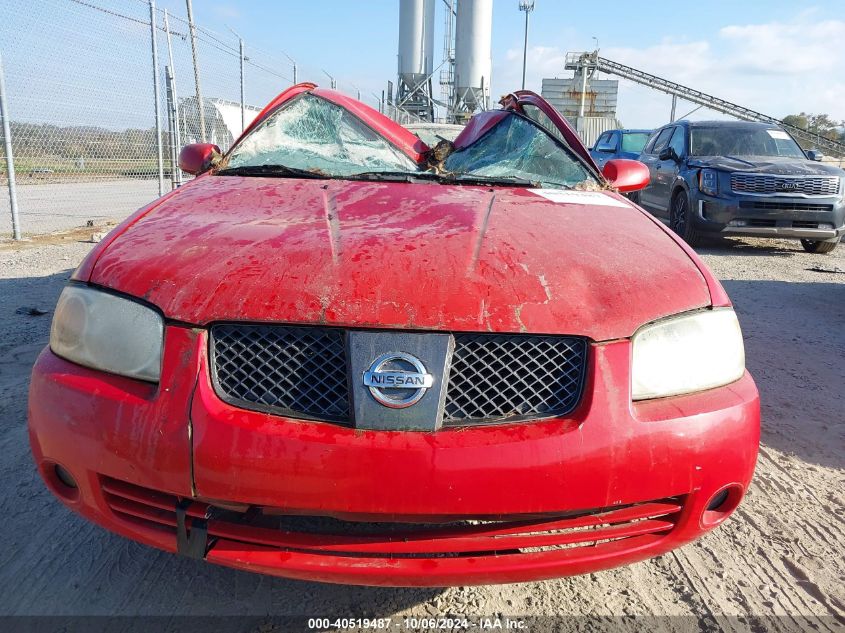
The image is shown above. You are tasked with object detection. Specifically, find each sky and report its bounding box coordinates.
[149,0,845,128]
[2,0,845,131]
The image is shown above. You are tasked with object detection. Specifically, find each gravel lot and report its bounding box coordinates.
[0,231,843,631]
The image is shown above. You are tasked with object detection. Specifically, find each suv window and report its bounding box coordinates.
[645,127,674,154]
[667,126,685,158]
[620,132,650,154]
[595,132,617,152]
[646,127,674,155]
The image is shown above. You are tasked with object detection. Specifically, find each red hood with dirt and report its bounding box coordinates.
[80,174,713,340]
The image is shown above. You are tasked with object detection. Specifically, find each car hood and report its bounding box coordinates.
[88,176,711,340]
[688,155,845,176]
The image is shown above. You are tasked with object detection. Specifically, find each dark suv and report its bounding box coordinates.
[634,120,845,253]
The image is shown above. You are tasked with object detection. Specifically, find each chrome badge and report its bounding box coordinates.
[363,352,434,409]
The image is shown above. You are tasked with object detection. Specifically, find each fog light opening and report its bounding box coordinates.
[707,488,729,511]
[44,461,81,502]
[54,464,78,490]
[701,484,743,528]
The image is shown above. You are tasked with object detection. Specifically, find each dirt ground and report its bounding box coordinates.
[0,232,843,631]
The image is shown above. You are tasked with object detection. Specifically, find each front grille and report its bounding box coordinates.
[731,173,840,196]
[101,477,682,560]
[444,334,587,425]
[739,201,833,212]
[210,326,587,427]
[211,324,350,423]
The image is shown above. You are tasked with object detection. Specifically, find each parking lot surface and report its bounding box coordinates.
[0,179,160,236]
[0,233,843,629]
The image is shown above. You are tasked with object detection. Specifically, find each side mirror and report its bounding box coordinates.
[658,147,679,162]
[806,149,824,162]
[602,159,650,193]
[178,143,222,175]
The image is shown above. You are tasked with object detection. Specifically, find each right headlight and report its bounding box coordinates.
[631,309,745,400]
[699,168,719,196]
[50,285,164,382]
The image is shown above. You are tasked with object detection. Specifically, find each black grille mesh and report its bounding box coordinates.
[444,334,587,424]
[211,325,349,422]
[211,326,587,426]
[730,173,840,196]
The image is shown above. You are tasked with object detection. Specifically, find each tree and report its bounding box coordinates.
[782,112,844,148]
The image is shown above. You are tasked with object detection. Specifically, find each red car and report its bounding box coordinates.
[29,85,760,586]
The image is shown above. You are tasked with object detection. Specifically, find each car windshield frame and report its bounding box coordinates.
[689,125,806,158]
[441,110,599,190]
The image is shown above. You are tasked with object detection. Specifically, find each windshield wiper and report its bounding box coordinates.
[215,164,330,179]
[442,174,538,187]
[345,170,441,183]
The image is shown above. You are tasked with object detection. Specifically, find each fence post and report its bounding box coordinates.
[163,9,182,186]
[165,65,178,189]
[0,52,21,240]
[186,0,206,143]
[148,0,164,197]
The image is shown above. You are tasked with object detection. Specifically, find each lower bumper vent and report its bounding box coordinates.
[101,477,682,561]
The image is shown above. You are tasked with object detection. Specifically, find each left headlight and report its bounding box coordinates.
[631,309,745,401]
[50,285,164,382]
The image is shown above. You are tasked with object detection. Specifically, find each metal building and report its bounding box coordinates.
[453,0,493,121]
[178,97,262,150]
[541,64,620,147]
[397,0,436,121]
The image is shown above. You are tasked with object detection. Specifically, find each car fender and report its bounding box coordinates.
[670,171,694,201]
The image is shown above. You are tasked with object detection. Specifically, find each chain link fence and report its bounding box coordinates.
[0,0,385,239]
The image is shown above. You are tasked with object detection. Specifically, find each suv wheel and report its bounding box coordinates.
[800,238,839,254]
[669,190,701,246]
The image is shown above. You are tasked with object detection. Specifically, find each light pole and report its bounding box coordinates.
[519,0,535,90]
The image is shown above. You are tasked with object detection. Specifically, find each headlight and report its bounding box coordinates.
[699,169,719,196]
[631,309,745,400]
[50,285,163,382]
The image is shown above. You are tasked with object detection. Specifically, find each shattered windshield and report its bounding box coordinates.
[222,94,595,188]
[442,113,595,189]
[224,94,419,176]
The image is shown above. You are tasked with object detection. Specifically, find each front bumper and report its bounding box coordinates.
[29,325,760,586]
[693,194,845,240]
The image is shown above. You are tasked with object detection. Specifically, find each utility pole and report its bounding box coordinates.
[670,94,677,122]
[148,0,164,196]
[281,51,297,84]
[519,0,535,90]
[185,0,206,142]
[229,28,245,132]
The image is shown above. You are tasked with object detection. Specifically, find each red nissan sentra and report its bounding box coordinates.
[29,85,760,586]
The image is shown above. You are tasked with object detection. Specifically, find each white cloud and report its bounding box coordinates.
[493,14,845,128]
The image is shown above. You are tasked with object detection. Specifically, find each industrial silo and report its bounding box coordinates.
[397,0,436,121]
[453,0,493,119]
